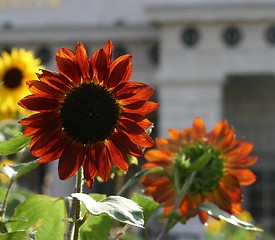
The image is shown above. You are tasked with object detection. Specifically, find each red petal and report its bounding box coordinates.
[226,169,256,186]
[58,141,85,180]
[199,210,209,224]
[22,126,43,136]
[83,146,97,181]
[120,130,154,148]
[120,112,144,122]
[192,117,206,140]
[103,40,113,64]
[38,69,72,91]
[92,49,109,83]
[112,81,148,97]
[19,95,60,111]
[19,112,59,128]
[144,149,172,163]
[26,80,64,100]
[106,139,129,171]
[56,48,81,85]
[216,129,235,151]
[225,156,258,167]
[136,118,153,130]
[168,129,182,142]
[118,119,145,135]
[219,175,242,202]
[209,189,232,213]
[76,42,91,81]
[95,142,112,181]
[110,132,142,157]
[56,47,75,61]
[29,127,56,149]
[31,131,66,157]
[225,142,254,159]
[123,101,159,116]
[107,55,132,89]
[38,147,63,164]
[118,87,154,105]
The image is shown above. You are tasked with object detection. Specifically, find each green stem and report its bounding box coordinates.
[156,171,196,240]
[73,167,84,240]
[0,180,13,219]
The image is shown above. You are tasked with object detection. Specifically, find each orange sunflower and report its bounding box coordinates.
[141,117,257,223]
[18,41,159,187]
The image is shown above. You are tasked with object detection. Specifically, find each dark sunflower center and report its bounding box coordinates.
[3,67,23,89]
[176,144,224,196]
[60,83,120,144]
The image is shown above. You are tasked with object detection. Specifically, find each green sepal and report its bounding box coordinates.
[188,151,212,171]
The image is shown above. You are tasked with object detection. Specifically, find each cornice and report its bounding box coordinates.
[0,25,158,44]
[145,2,275,23]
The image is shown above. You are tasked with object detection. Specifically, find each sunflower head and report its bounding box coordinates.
[141,117,258,224]
[0,48,42,120]
[18,41,159,187]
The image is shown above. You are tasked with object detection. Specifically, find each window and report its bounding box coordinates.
[223,75,275,234]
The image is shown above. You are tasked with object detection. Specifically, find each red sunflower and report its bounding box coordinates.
[18,41,159,187]
[141,117,257,223]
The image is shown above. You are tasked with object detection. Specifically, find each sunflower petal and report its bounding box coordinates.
[92,49,109,83]
[76,42,91,81]
[95,142,112,181]
[38,69,72,91]
[107,55,132,89]
[192,117,206,140]
[26,80,64,100]
[227,169,256,186]
[58,141,85,180]
[110,132,142,157]
[56,48,81,85]
[106,139,129,171]
[19,95,60,111]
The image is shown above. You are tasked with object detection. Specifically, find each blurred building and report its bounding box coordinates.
[1,0,275,238]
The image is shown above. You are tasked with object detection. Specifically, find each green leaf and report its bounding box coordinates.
[0,133,31,156]
[0,230,29,240]
[0,160,39,182]
[0,185,31,218]
[79,194,113,240]
[118,167,164,195]
[130,193,160,223]
[80,214,113,240]
[72,193,144,228]
[199,202,263,232]
[8,195,65,240]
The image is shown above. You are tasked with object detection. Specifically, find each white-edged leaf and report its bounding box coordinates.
[72,193,144,228]
[199,202,263,232]
[0,160,39,182]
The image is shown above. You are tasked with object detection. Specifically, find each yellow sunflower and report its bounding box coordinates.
[0,159,15,185]
[0,48,43,120]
